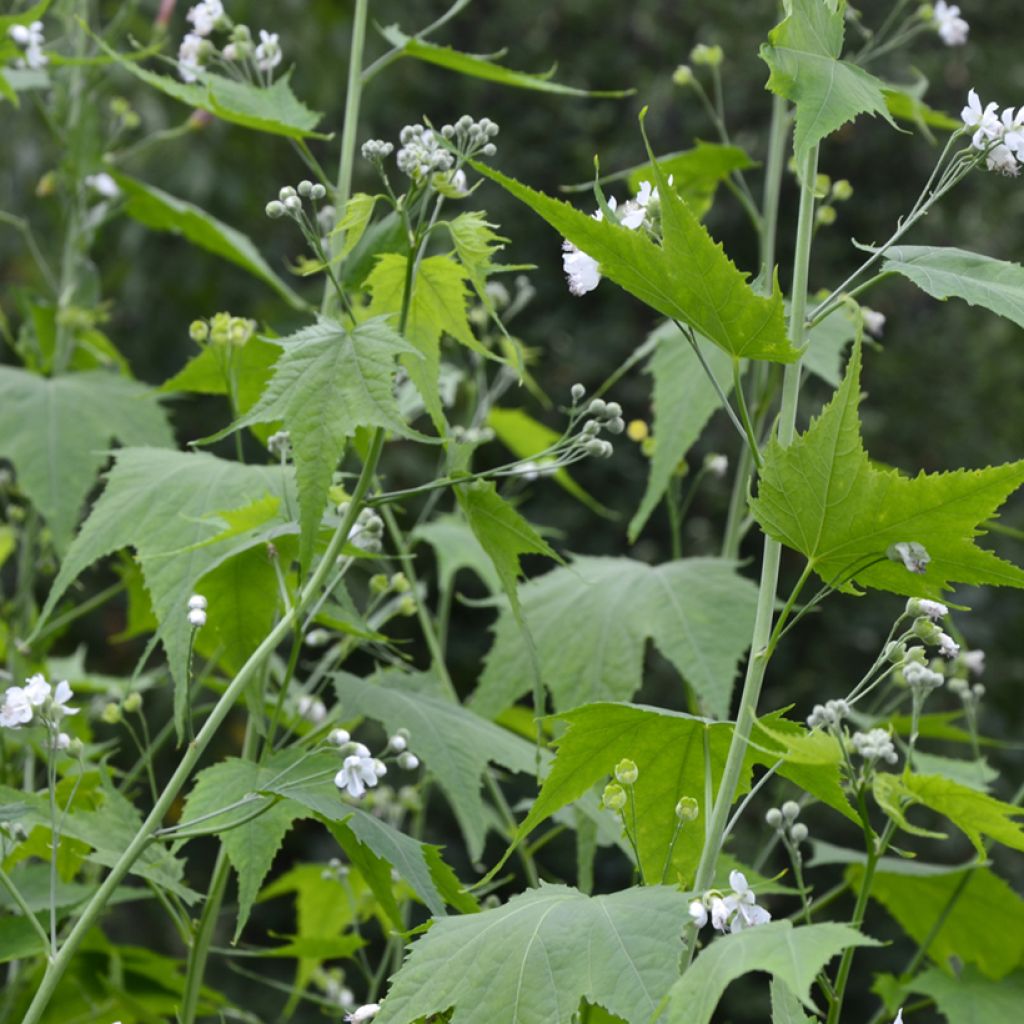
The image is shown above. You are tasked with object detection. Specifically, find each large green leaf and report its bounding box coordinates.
[365,253,486,429]
[770,978,815,1024]
[849,863,1024,979]
[180,753,306,939]
[882,245,1024,329]
[873,772,1024,856]
[35,448,291,734]
[906,966,1024,1024]
[761,0,896,167]
[751,341,1024,597]
[412,513,502,594]
[217,317,420,569]
[112,172,306,308]
[473,162,797,363]
[379,25,632,98]
[0,367,172,552]
[333,670,534,860]
[498,703,852,887]
[376,884,688,1024]
[664,921,877,1023]
[471,556,759,719]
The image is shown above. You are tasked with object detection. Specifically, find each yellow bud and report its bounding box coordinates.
[101,702,122,725]
[626,419,649,442]
[672,64,694,87]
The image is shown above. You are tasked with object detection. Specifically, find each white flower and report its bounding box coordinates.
[85,172,120,199]
[709,895,731,932]
[55,732,71,750]
[933,2,969,46]
[297,695,327,725]
[51,680,79,721]
[0,686,34,729]
[688,899,708,928]
[562,242,602,296]
[345,1005,380,1023]
[961,649,986,676]
[177,32,206,82]
[188,607,207,628]
[986,143,1019,177]
[907,597,948,621]
[24,674,51,707]
[335,754,382,799]
[962,90,1001,149]
[254,30,282,72]
[7,24,32,46]
[725,870,772,932]
[938,632,960,658]
[8,20,47,69]
[185,0,223,37]
[861,307,886,337]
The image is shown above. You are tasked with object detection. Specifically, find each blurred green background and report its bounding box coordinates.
[2,1,1023,1020]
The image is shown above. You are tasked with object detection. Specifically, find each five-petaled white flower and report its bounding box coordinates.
[50,680,79,722]
[254,30,282,72]
[724,870,772,931]
[0,686,34,729]
[933,2,969,46]
[24,674,51,707]
[961,90,1000,147]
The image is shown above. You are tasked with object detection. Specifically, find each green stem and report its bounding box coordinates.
[179,846,231,1024]
[0,864,51,958]
[20,430,388,1024]
[321,0,369,317]
[484,773,539,888]
[731,359,762,471]
[678,323,751,453]
[687,142,819,925]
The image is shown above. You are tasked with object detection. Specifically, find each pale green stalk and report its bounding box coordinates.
[688,143,820,912]
[20,430,387,1024]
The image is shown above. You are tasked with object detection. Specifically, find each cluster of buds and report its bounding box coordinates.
[7,19,47,70]
[765,800,809,847]
[265,179,328,220]
[370,571,411,596]
[187,593,207,629]
[330,727,420,801]
[189,312,257,348]
[806,698,850,732]
[562,178,667,296]
[921,2,969,46]
[267,430,291,460]
[813,173,854,228]
[689,870,771,934]
[0,674,78,751]
[438,115,499,160]
[177,3,283,82]
[961,90,1024,177]
[396,124,456,181]
[851,728,899,766]
[573,397,625,459]
[602,758,639,811]
[340,504,384,554]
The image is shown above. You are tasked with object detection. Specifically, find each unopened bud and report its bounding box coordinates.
[189,320,209,342]
[387,734,408,753]
[398,752,420,771]
[101,702,122,725]
[297,179,314,197]
[790,822,809,844]
[123,692,143,714]
[602,782,627,811]
[675,796,699,822]
[398,596,417,617]
[831,179,854,201]
[390,572,411,593]
[310,183,327,201]
[672,64,694,87]
[265,200,285,219]
[369,574,389,594]
[614,758,638,785]
[816,205,837,226]
[690,43,723,67]
[765,807,783,828]
[605,417,625,435]
[587,398,607,417]
[328,728,351,745]
[782,800,800,821]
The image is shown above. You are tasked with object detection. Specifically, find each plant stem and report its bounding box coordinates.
[321,0,369,318]
[687,142,819,921]
[20,430,388,1024]
[0,865,51,958]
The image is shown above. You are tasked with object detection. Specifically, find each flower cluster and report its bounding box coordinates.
[1,674,78,749]
[189,312,257,348]
[689,870,771,934]
[177,3,283,82]
[331,727,420,800]
[931,2,969,47]
[340,504,385,554]
[7,20,47,70]
[806,698,850,731]
[766,800,809,847]
[562,178,666,296]
[851,728,899,766]
[396,124,455,181]
[962,90,1024,177]
[187,593,207,628]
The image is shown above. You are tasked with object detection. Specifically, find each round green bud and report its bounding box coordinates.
[816,205,837,227]
[398,596,417,617]
[67,737,85,757]
[672,64,694,88]
[782,800,801,821]
[587,398,607,417]
[602,782,627,812]
[310,183,327,201]
[297,179,314,198]
[123,692,143,714]
[209,312,232,346]
[369,573,389,594]
[278,186,297,201]
[101,702,122,725]
[690,43,723,67]
[605,401,623,419]
[605,417,626,435]
[675,796,699,822]
[813,173,831,198]
[831,178,854,201]
[391,572,411,594]
[614,758,639,785]
[571,383,586,403]
[765,807,783,828]
[189,319,209,342]
[790,822,809,844]
[265,200,286,219]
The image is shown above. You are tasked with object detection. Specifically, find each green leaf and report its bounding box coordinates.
[445,210,510,316]
[883,85,961,132]
[0,367,173,552]
[96,40,325,139]
[751,341,1024,597]
[375,884,688,1024]
[664,921,878,1023]
[455,479,560,614]
[365,253,487,429]
[910,751,998,792]
[333,670,535,860]
[771,978,816,1024]
[471,556,758,720]
[882,245,1024,330]
[906,965,1024,1024]
[379,25,633,98]
[873,772,1024,856]
[333,192,379,260]
[803,303,857,387]
[112,172,306,308]
[180,753,306,939]
[413,513,503,594]
[497,703,850,887]
[761,0,896,167]
[849,863,1024,979]
[35,448,291,736]
[473,162,797,363]
[487,406,614,517]
[219,317,420,569]
[629,322,734,541]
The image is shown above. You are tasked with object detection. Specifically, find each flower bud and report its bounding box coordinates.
[297,179,314,197]
[188,607,207,628]
[831,178,854,201]
[913,617,943,645]
[885,640,908,664]
[278,186,297,201]
[284,195,302,213]
[602,782,627,811]
[398,752,420,771]
[390,572,411,593]
[387,733,408,753]
[765,807,783,828]
[675,796,699,822]
[690,43,723,67]
[587,398,607,417]
[571,382,586,403]
[101,702,122,725]
[310,183,327,201]
[614,758,639,785]
[123,692,143,714]
[790,822,809,844]
[398,596,417,617]
[189,319,209,342]
[605,417,625,435]
[67,737,84,757]
[782,800,800,822]
[814,173,831,198]
[265,200,285,219]
[369,573,389,594]
[604,401,623,419]
[328,728,351,745]
[672,64,694,87]
[816,205,837,226]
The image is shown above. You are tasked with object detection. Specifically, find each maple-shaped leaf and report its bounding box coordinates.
[751,342,1024,598]
[761,0,896,168]
[214,316,421,570]
[471,161,797,363]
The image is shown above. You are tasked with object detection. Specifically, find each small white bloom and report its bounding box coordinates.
[387,734,408,753]
[986,143,1019,177]
[709,895,731,932]
[188,607,207,628]
[188,594,207,611]
[961,90,1001,148]
[328,728,351,746]
[84,173,120,199]
[397,752,420,771]
[185,1,224,37]
[938,632,960,658]
[55,732,71,750]
[562,242,602,296]
[705,454,729,479]
[907,597,948,621]
[450,168,468,194]
[1,686,34,729]
[8,20,47,69]
[853,728,899,765]
[345,1004,380,1024]
[24,674,51,707]
[51,680,79,721]
[861,307,886,337]
[7,24,32,46]
[297,695,327,725]
[177,32,206,82]
[688,899,708,928]
[961,649,985,676]
[933,2,969,46]
[254,30,282,72]
[335,755,382,799]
